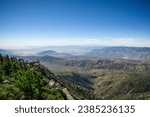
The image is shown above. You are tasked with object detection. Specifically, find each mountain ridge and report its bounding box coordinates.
[86,46,150,61]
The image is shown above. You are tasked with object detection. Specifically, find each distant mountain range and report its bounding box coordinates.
[1,46,150,61]
[86,47,150,61]
[0,49,13,55]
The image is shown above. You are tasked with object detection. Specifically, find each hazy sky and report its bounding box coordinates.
[0,0,150,49]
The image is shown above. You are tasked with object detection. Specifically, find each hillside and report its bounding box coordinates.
[0,54,68,100]
[38,50,73,58]
[39,55,150,100]
[92,69,150,99]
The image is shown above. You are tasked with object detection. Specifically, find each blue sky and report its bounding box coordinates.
[0,0,150,49]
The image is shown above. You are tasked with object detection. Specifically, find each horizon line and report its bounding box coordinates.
[0,38,150,49]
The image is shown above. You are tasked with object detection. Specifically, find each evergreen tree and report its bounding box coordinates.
[0,55,67,100]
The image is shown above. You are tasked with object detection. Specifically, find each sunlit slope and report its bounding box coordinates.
[92,69,150,99]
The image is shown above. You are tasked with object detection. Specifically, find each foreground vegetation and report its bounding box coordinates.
[0,54,67,100]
